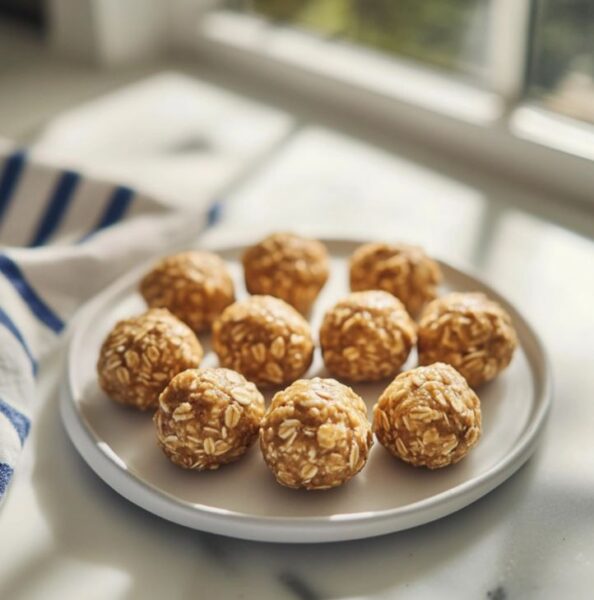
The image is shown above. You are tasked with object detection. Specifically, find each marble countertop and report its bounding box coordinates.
[0,25,593,600]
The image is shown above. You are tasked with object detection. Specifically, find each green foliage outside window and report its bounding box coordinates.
[230,0,488,82]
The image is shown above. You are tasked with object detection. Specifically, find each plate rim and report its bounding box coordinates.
[61,235,552,542]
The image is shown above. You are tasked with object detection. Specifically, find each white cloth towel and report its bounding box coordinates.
[0,142,218,501]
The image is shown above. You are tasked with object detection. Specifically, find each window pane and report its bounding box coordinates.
[228,0,490,85]
[528,0,594,125]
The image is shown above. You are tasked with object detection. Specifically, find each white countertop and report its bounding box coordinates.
[1,23,593,600]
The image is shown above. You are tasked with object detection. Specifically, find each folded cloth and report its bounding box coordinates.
[0,142,220,502]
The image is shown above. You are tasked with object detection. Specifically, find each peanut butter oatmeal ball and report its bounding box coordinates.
[373,363,481,469]
[97,308,203,411]
[242,232,329,314]
[418,292,518,387]
[320,291,417,382]
[212,295,314,387]
[260,378,373,490]
[349,242,442,315]
[154,367,265,470]
[140,251,235,333]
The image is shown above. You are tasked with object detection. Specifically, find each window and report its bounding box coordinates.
[225,0,594,127]
[196,0,594,201]
[45,0,594,201]
[527,0,594,125]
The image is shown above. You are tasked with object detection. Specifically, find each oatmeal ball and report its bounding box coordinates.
[212,295,314,386]
[140,251,235,333]
[418,292,518,387]
[373,363,481,469]
[242,232,329,314]
[260,378,373,490]
[154,367,265,470]
[320,291,417,382]
[349,242,442,315]
[97,308,203,410]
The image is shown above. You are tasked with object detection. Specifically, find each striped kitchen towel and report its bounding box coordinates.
[0,142,220,502]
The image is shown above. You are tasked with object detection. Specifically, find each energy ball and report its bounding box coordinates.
[212,295,314,387]
[97,308,203,411]
[260,378,373,490]
[418,292,518,387]
[349,242,442,315]
[319,291,417,382]
[154,367,265,470]
[242,232,329,314]
[373,363,481,469]
[140,251,235,333]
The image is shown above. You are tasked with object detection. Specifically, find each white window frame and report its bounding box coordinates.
[48,0,594,205]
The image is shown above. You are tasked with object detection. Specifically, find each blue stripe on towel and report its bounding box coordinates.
[0,150,26,224]
[79,185,134,243]
[0,307,38,375]
[94,185,134,231]
[30,170,80,247]
[0,399,31,446]
[0,254,64,333]
[0,462,14,496]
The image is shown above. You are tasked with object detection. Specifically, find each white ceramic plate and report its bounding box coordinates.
[61,238,551,543]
